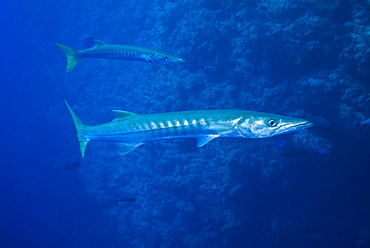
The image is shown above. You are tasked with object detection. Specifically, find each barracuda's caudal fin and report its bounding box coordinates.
[55,43,80,72]
[64,100,89,157]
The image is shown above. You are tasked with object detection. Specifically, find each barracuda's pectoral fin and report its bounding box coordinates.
[118,143,142,155]
[197,125,235,147]
[197,135,220,148]
[112,110,137,121]
[143,53,155,63]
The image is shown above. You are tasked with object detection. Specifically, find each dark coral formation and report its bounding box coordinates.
[21,0,369,247]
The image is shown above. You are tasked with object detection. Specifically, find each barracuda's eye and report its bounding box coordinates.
[268,119,278,127]
[164,57,169,61]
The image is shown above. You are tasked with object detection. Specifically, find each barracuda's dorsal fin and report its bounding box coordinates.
[112,110,137,121]
[94,40,107,47]
[197,135,219,147]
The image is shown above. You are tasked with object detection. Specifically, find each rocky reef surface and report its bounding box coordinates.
[22,0,369,247]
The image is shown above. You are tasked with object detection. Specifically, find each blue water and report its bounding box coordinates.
[1,1,369,247]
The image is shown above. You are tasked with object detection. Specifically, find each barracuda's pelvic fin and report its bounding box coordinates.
[118,143,142,155]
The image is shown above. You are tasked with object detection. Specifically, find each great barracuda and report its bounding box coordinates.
[55,40,185,72]
[65,101,313,157]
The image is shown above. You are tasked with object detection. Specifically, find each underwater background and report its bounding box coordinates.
[1,0,369,247]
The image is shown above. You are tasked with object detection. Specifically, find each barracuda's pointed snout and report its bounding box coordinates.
[279,118,314,134]
[300,119,314,128]
[272,117,314,137]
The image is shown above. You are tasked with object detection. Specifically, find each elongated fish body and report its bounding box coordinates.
[65,101,313,157]
[55,40,185,72]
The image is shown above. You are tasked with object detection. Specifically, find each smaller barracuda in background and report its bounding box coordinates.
[55,40,185,72]
[65,101,313,157]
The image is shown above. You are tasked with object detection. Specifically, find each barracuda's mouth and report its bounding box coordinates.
[293,120,314,128]
[276,120,314,135]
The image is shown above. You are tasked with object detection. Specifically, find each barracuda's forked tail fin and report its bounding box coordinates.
[55,43,80,72]
[64,100,89,157]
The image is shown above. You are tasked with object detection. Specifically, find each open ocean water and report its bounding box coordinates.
[1,1,369,247]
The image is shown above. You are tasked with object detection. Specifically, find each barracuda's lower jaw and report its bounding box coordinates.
[278,121,313,135]
[300,121,314,129]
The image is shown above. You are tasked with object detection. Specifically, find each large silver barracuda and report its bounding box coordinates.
[55,40,185,72]
[65,101,313,157]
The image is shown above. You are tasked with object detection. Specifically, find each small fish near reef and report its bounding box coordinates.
[113,197,137,206]
[55,161,82,173]
[55,40,185,72]
[64,101,313,157]
[360,118,370,126]
[280,147,308,157]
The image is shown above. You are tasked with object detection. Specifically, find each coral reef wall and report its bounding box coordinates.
[18,0,369,247]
